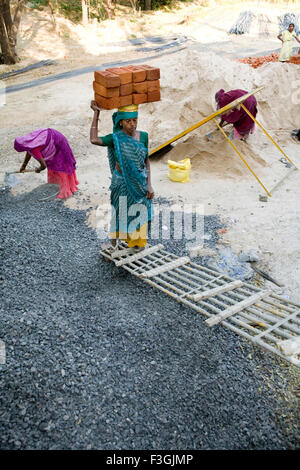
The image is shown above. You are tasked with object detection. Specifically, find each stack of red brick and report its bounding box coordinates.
[237,53,279,68]
[288,54,300,64]
[93,64,160,110]
[238,52,300,68]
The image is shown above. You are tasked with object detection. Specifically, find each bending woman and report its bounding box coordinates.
[215,89,258,141]
[14,128,79,199]
[278,23,300,62]
[90,102,154,249]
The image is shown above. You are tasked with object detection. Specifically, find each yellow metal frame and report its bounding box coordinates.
[213,119,271,197]
[240,104,297,168]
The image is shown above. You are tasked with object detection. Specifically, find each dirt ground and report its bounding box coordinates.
[1,1,300,304]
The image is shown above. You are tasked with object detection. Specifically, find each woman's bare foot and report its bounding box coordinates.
[100,240,118,262]
[133,246,146,252]
[100,240,118,251]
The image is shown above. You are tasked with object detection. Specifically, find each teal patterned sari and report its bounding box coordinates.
[108,111,153,235]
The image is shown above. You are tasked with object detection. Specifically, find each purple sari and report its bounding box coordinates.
[14,128,76,175]
[216,89,257,138]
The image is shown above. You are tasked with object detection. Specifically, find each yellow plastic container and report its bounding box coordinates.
[168,158,191,183]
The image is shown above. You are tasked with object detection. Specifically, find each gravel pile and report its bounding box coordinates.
[0,186,299,450]
[229,11,255,35]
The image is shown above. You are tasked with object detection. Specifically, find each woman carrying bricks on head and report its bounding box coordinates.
[90,102,154,250]
[14,128,79,199]
[278,23,300,62]
[215,89,258,141]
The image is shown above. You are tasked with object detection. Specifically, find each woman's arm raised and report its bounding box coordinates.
[90,100,104,146]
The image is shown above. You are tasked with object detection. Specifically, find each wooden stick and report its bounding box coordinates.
[254,309,300,340]
[114,244,164,267]
[189,280,243,302]
[6,169,36,175]
[206,291,271,327]
[140,256,190,278]
[250,263,284,287]
[222,320,300,367]
[111,246,137,259]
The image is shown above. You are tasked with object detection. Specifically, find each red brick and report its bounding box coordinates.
[147,90,161,103]
[125,66,146,83]
[106,67,133,84]
[95,93,120,110]
[147,80,160,92]
[93,81,119,98]
[132,93,147,105]
[140,64,160,80]
[119,83,133,96]
[133,81,148,94]
[119,95,133,107]
[288,54,300,64]
[94,70,120,88]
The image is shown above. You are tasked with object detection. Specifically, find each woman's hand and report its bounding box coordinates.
[147,185,154,199]
[19,163,27,173]
[35,166,45,173]
[91,100,101,113]
[115,162,122,174]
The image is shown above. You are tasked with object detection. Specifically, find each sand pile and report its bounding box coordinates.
[146,49,300,141]
[139,50,300,177]
[159,135,268,179]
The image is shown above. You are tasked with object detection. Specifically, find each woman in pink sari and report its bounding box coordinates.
[14,128,79,199]
[215,89,258,141]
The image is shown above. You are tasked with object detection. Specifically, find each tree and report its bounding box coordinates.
[81,0,88,24]
[0,0,25,64]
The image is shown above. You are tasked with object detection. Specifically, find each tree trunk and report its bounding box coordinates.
[11,0,25,45]
[103,0,114,19]
[144,0,151,10]
[0,0,25,64]
[2,0,13,36]
[48,1,56,28]
[0,12,15,63]
[82,0,88,25]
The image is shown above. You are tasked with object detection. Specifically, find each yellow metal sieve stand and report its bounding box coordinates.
[213,118,271,197]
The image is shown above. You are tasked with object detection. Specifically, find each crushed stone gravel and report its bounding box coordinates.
[0,186,299,450]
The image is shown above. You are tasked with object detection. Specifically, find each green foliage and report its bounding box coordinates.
[30,1,109,22]
[89,0,108,22]
[30,0,49,8]
[137,0,175,10]
[29,0,192,20]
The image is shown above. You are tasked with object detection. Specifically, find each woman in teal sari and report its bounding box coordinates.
[90,101,154,249]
